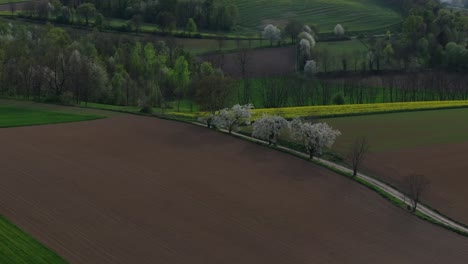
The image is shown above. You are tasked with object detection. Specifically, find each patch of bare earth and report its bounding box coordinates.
[201,46,296,78]
[0,115,467,264]
[364,141,468,225]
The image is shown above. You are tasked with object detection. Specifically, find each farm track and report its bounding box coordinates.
[1,115,468,263]
[194,123,468,235]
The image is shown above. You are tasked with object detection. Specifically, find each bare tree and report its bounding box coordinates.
[9,1,16,16]
[216,35,226,51]
[404,174,430,213]
[236,49,251,103]
[236,49,251,79]
[350,136,370,177]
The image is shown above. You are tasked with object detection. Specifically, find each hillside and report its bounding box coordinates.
[225,0,402,34]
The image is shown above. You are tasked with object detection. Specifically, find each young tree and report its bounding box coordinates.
[213,104,254,133]
[350,136,370,177]
[94,13,105,31]
[262,24,281,46]
[235,49,251,103]
[195,75,232,113]
[9,1,16,16]
[291,118,341,159]
[284,20,302,44]
[304,60,318,77]
[252,114,289,145]
[334,24,345,37]
[131,14,143,33]
[172,56,190,112]
[404,174,430,212]
[186,18,197,35]
[298,32,316,68]
[77,3,96,26]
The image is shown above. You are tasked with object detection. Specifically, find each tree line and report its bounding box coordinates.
[0,21,236,113]
[20,0,239,33]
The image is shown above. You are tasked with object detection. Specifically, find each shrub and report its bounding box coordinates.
[333,94,345,105]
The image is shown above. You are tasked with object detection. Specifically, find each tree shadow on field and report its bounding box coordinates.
[235,143,276,164]
[164,127,236,149]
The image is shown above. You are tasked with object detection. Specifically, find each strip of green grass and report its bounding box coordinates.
[0,0,26,4]
[0,216,67,263]
[0,106,103,128]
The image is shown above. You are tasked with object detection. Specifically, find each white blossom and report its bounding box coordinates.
[262,24,281,45]
[252,114,289,145]
[299,39,311,57]
[303,25,312,34]
[334,24,345,36]
[213,104,254,133]
[298,32,316,48]
[290,118,341,159]
[304,60,318,76]
[198,113,216,128]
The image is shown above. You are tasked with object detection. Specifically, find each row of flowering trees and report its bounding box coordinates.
[199,104,341,160]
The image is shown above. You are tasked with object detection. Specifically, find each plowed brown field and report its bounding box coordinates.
[364,142,468,226]
[201,46,296,78]
[0,115,467,264]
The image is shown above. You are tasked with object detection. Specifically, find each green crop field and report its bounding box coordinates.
[0,104,104,128]
[0,0,26,4]
[224,0,402,34]
[324,107,468,153]
[0,216,67,263]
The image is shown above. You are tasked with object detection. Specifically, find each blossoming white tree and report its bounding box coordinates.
[304,60,318,76]
[298,31,316,70]
[213,104,254,133]
[197,113,216,128]
[290,118,341,159]
[334,24,345,37]
[262,24,281,46]
[252,114,289,145]
[298,32,316,49]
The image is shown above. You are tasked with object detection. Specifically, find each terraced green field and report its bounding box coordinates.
[225,0,402,34]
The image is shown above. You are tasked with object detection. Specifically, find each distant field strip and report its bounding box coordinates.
[252,101,468,119]
[0,0,27,4]
[0,105,103,128]
[225,0,402,33]
[0,216,67,263]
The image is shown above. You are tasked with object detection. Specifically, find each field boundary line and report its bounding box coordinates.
[190,122,468,236]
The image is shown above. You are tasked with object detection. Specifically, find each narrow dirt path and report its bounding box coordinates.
[195,123,468,235]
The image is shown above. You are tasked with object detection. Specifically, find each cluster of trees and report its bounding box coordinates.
[198,104,341,160]
[252,114,341,161]
[25,0,239,32]
[233,72,468,109]
[364,0,468,72]
[0,21,237,112]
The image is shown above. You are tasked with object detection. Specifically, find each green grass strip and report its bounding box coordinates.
[0,216,67,264]
[0,106,103,128]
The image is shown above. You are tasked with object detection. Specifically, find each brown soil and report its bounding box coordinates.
[0,1,31,11]
[201,46,296,78]
[364,141,468,226]
[0,115,467,264]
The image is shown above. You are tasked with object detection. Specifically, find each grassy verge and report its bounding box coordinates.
[0,216,67,263]
[0,105,104,128]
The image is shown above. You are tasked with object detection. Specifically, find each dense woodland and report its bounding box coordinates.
[20,0,239,33]
[0,0,467,111]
